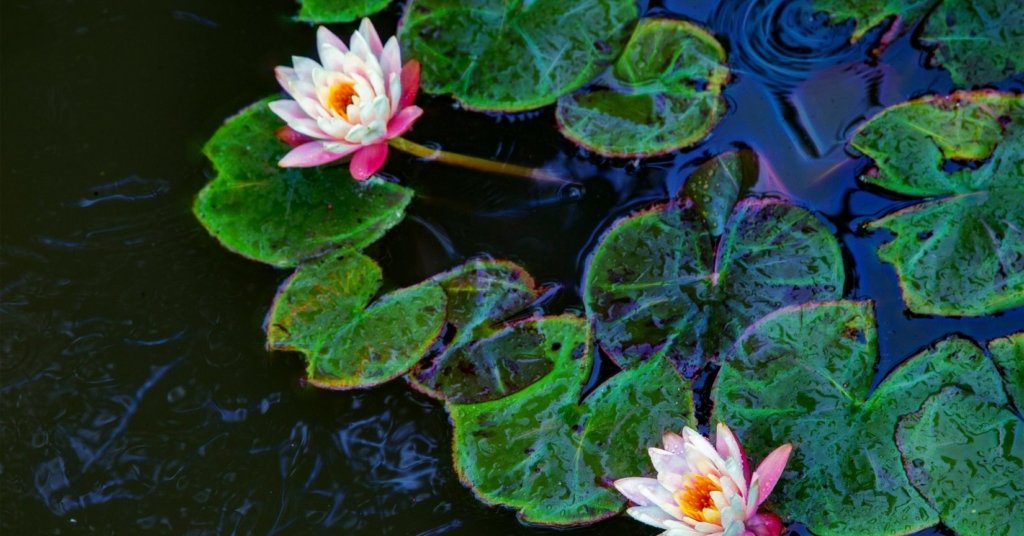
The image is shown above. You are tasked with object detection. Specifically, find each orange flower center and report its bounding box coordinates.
[674,474,723,523]
[328,81,357,119]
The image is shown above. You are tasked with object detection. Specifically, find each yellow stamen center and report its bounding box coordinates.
[328,82,357,119]
[674,474,722,522]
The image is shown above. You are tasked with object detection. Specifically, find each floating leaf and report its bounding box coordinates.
[811,0,935,42]
[990,332,1024,410]
[857,92,1024,316]
[194,98,412,268]
[556,19,729,157]
[920,0,1024,86]
[409,261,546,402]
[585,152,844,376]
[814,0,1024,85]
[399,0,638,112]
[267,255,541,390]
[450,316,694,525]
[713,301,1007,535]
[296,0,391,23]
[897,387,1024,536]
[266,253,447,389]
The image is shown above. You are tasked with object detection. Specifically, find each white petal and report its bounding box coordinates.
[345,124,368,143]
[614,477,661,506]
[317,25,348,56]
[650,448,688,475]
[664,432,688,455]
[317,117,352,139]
[379,36,402,80]
[626,506,677,530]
[291,56,320,80]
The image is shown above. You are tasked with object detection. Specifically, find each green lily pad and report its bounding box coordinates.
[811,0,935,42]
[990,332,1024,410]
[713,301,1007,536]
[897,386,1024,536]
[266,253,447,389]
[194,97,412,268]
[296,0,391,23]
[450,316,694,525]
[556,18,729,157]
[398,0,638,112]
[921,0,1024,86]
[267,255,541,390]
[585,152,844,376]
[856,91,1024,316]
[814,0,1024,86]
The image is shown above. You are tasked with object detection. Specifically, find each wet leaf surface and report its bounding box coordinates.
[267,253,447,389]
[585,152,844,376]
[713,301,1008,536]
[193,98,412,268]
[814,0,1023,85]
[857,92,1024,316]
[296,0,391,23]
[268,256,541,391]
[990,332,1024,411]
[399,0,638,112]
[921,0,1024,86]
[556,19,730,157]
[897,387,1024,536]
[449,316,693,526]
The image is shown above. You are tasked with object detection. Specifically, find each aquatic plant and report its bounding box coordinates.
[614,423,791,536]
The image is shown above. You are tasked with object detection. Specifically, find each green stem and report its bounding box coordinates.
[389,137,570,184]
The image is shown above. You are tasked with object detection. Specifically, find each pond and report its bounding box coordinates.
[2,0,1022,534]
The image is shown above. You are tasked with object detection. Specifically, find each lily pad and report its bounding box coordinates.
[811,0,935,42]
[266,253,447,389]
[398,0,638,112]
[556,18,729,157]
[296,0,391,23]
[450,316,694,525]
[713,301,1007,536]
[897,387,1024,536]
[584,152,844,376]
[856,91,1024,316]
[990,332,1024,410]
[267,255,541,390]
[194,97,412,268]
[921,0,1024,86]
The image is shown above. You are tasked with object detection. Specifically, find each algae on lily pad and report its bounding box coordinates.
[856,91,1024,316]
[990,332,1024,410]
[267,255,540,390]
[896,386,1024,536]
[449,316,694,526]
[194,98,412,268]
[713,301,1010,536]
[296,0,391,23]
[584,151,844,376]
[556,18,729,158]
[399,0,638,112]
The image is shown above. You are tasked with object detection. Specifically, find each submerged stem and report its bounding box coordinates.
[389,137,569,184]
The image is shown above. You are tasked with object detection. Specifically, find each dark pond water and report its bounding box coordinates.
[2,0,1022,534]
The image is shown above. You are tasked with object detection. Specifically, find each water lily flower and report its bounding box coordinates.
[614,423,792,536]
[270,19,422,180]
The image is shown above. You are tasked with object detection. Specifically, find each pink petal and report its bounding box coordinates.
[746,512,783,536]
[663,432,687,455]
[349,143,388,180]
[279,141,352,168]
[317,25,348,55]
[613,477,661,506]
[400,60,421,108]
[357,18,384,55]
[716,422,751,482]
[380,37,402,81]
[275,126,313,148]
[386,106,423,138]
[752,444,792,508]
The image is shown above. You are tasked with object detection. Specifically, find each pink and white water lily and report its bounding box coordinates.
[270,19,422,180]
[614,423,792,536]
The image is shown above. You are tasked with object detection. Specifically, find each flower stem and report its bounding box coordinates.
[389,137,570,184]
